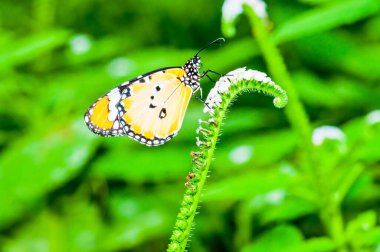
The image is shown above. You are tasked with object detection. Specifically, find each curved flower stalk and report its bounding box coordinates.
[167,67,288,252]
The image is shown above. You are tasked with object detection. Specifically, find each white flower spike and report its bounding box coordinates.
[203,67,279,114]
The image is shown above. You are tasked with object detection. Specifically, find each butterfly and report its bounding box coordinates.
[84,38,224,146]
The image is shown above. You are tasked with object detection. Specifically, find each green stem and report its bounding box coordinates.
[243,5,312,152]
[167,69,288,252]
[234,201,252,250]
[320,200,347,252]
[243,6,348,250]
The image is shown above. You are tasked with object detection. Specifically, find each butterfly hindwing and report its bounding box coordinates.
[84,67,193,146]
[84,86,123,137]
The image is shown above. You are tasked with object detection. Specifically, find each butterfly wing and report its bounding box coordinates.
[84,67,193,146]
[84,84,123,136]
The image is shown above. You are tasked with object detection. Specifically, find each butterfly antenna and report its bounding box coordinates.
[195,37,225,57]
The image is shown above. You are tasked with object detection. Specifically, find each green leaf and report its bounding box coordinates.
[343,114,380,163]
[293,32,380,80]
[203,165,293,202]
[100,190,177,251]
[293,71,380,108]
[213,130,296,171]
[1,201,103,252]
[0,120,97,228]
[259,195,318,224]
[241,225,303,252]
[293,237,336,252]
[242,227,336,252]
[346,210,379,249]
[273,0,380,43]
[333,164,364,204]
[90,144,192,182]
[0,29,70,73]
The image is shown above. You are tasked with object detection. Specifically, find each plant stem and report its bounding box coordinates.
[167,69,288,252]
[243,5,312,152]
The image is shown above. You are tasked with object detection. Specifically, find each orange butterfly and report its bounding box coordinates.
[84,38,224,146]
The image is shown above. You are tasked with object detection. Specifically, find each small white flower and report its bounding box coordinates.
[196,126,203,134]
[312,125,346,146]
[196,137,203,147]
[263,77,273,84]
[366,110,380,125]
[203,105,212,114]
[265,189,286,205]
[229,145,254,164]
[222,0,268,23]
[222,0,243,22]
[69,34,91,55]
[107,57,135,78]
[280,163,298,177]
[227,68,247,83]
[229,67,246,77]
[203,88,221,113]
[249,189,286,209]
[216,80,230,93]
[251,70,267,82]
[212,94,222,105]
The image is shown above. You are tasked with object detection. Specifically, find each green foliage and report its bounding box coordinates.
[0,0,379,251]
[272,0,380,43]
[241,225,336,252]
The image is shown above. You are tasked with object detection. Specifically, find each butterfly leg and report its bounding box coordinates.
[193,94,212,111]
[205,74,217,83]
[201,69,223,77]
[201,69,223,83]
[193,86,203,99]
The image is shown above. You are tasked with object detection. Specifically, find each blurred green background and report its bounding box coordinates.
[0,0,380,251]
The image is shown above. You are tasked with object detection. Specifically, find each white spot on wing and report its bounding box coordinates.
[109,91,121,109]
[113,120,119,129]
[106,91,121,122]
[108,109,118,121]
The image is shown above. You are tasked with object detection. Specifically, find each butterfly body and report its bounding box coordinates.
[84,56,202,146]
